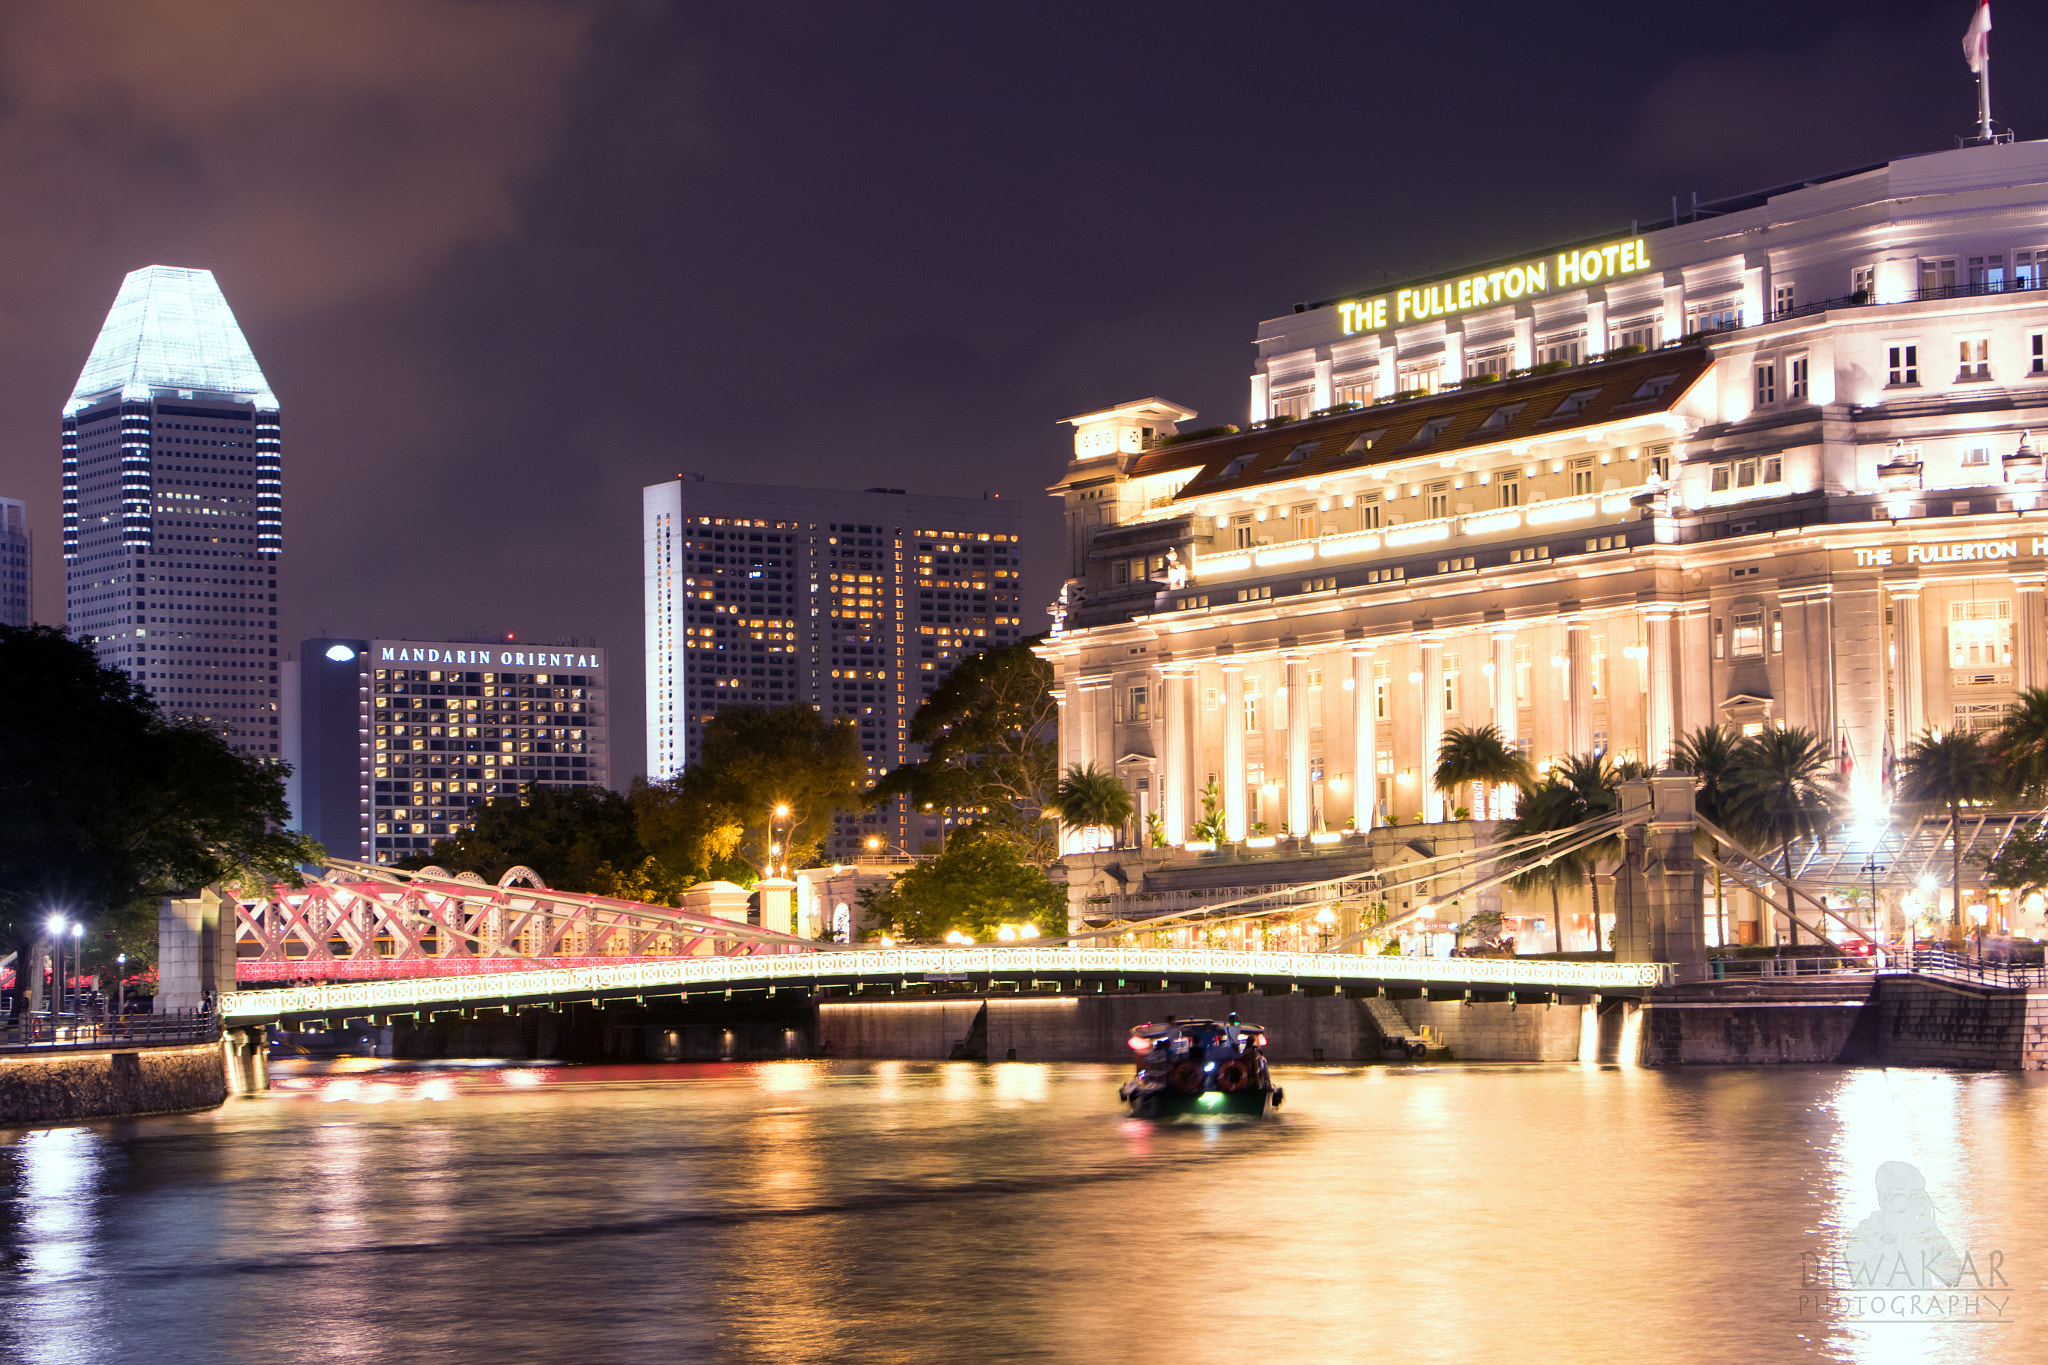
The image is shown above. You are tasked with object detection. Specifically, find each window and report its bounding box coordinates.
[1554,388,1601,418]
[1436,556,1475,572]
[1466,349,1513,380]
[1589,633,1606,698]
[1479,402,1527,430]
[1647,443,1672,481]
[1294,507,1316,540]
[1955,701,2016,733]
[1732,611,1765,657]
[1508,545,1550,563]
[1789,356,1808,400]
[2033,334,2045,375]
[1232,513,1254,549]
[1204,687,1218,712]
[1737,459,1758,488]
[1334,379,1375,408]
[1690,301,1743,333]
[1968,254,2006,291]
[1307,669,1324,728]
[1773,283,1796,317]
[1373,662,1389,720]
[1514,644,1531,704]
[1851,265,1876,299]
[1764,456,1783,483]
[1713,618,1725,659]
[1569,458,1596,497]
[2018,250,2046,289]
[1629,374,1680,401]
[1342,429,1386,458]
[1443,653,1460,712]
[1221,454,1257,480]
[1124,685,1149,723]
[1610,320,1657,352]
[1412,417,1454,446]
[1427,482,1451,519]
[1538,333,1583,366]
[1271,387,1312,420]
[1365,566,1405,583]
[1359,494,1382,530]
[1300,576,1335,592]
[1962,444,1991,468]
[1497,473,1521,507]
[1398,363,1442,395]
[1755,363,1776,406]
[1278,441,1318,466]
[1771,610,1783,654]
[1888,344,1919,386]
[1949,600,2012,667]
[1959,338,1991,381]
[1920,258,1957,295]
[1110,560,1130,586]
[1244,687,1260,732]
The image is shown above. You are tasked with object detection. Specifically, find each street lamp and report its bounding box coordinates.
[768,803,793,877]
[70,923,82,1013]
[117,953,127,1017]
[1315,905,1337,952]
[45,914,67,1015]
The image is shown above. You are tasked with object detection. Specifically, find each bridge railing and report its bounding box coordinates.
[1885,947,2048,991]
[0,1009,222,1055]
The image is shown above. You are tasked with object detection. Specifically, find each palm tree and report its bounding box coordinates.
[1895,728,2003,934]
[1553,754,1622,947]
[1724,726,1843,946]
[1671,725,1749,945]
[1497,754,1616,952]
[1994,687,2048,806]
[1045,762,1136,849]
[1434,725,1532,820]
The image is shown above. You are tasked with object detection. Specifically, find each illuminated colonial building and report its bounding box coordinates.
[287,637,610,865]
[642,479,1024,857]
[1044,139,2048,945]
[64,265,281,756]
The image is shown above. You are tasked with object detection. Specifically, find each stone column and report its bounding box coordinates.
[1248,372,1269,426]
[1286,655,1310,836]
[1645,610,1675,769]
[1585,288,1608,358]
[1891,586,1924,754]
[1491,631,1517,744]
[1660,274,1687,343]
[1222,663,1247,841]
[1160,665,1188,843]
[1373,343,1397,399]
[1442,324,1464,384]
[2014,573,2047,693]
[1183,671,1202,833]
[1566,619,1592,756]
[1351,646,1376,830]
[1420,639,1445,822]
[1512,309,1535,370]
[1312,352,1334,411]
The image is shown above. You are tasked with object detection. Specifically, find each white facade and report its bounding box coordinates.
[1044,140,2048,944]
[64,266,282,756]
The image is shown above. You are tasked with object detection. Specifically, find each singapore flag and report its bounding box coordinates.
[1963,2,1991,73]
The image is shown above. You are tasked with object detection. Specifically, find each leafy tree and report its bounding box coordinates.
[869,640,1057,862]
[1896,727,2001,932]
[1974,822,2048,903]
[1189,778,1226,843]
[856,826,1067,941]
[637,704,864,880]
[1725,726,1844,945]
[1994,686,2048,804]
[401,785,645,892]
[0,624,318,994]
[1045,762,1136,848]
[1434,724,1531,818]
[586,854,693,908]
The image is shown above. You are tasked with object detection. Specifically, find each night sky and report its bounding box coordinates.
[0,2,2039,781]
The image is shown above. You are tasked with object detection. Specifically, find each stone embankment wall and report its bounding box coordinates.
[1391,997,1587,1061]
[1870,978,2048,1068]
[0,1040,230,1126]
[1643,978,2048,1068]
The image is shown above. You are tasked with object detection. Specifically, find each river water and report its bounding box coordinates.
[2,1059,2044,1363]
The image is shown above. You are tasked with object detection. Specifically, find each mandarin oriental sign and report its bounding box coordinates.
[1852,538,2048,567]
[1338,235,1654,335]
[377,643,605,670]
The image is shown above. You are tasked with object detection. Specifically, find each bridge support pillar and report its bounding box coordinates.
[756,878,796,937]
[1615,776,1705,978]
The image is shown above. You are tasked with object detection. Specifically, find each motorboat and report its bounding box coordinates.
[1117,1013,1283,1118]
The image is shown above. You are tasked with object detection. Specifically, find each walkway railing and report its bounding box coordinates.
[0,1009,221,1055]
[1886,947,2048,991]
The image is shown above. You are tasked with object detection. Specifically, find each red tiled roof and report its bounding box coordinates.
[1163,346,1712,502]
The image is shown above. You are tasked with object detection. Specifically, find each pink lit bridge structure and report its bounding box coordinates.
[220,857,1671,1029]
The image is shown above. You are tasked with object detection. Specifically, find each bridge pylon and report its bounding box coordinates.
[1615,775,1706,977]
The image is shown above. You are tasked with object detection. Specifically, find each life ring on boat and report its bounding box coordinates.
[1168,1059,1204,1093]
[1215,1059,1252,1092]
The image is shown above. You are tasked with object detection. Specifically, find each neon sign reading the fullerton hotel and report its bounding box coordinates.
[1852,539,2048,567]
[1336,235,1654,336]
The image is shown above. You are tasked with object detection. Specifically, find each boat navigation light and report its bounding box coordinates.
[1127,1036,1152,1052]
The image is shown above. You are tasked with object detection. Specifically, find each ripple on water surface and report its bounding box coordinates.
[3,1059,2045,1364]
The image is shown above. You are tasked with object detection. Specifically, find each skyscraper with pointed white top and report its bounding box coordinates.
[65,266,283,756]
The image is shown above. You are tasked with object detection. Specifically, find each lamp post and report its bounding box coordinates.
[116,953,127,1017]
[44,914,66,1016]
[769,803,792,878]
[70,922,82,1014]
[1315,905,1337,952]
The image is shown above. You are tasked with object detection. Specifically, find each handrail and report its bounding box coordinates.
[0,1008,222,1055]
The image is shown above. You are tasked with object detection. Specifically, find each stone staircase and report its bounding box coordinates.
[1364,996,1428,1059]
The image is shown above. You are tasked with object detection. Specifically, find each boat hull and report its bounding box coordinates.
[1121,1084,1280,1119]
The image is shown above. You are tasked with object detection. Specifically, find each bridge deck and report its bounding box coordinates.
[222,948,1668,1025]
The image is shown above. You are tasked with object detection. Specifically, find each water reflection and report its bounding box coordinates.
[0,1061,2041,1363]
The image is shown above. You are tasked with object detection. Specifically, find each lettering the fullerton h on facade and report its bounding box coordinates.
[1337,235,1654,335]
[1852,538,2048,567]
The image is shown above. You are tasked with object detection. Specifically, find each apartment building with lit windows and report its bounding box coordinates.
[0,497,28,628]
[1043,138,2048,947]
[642,479,1025,858]
[287,636,610,864]
[63,266,282,757]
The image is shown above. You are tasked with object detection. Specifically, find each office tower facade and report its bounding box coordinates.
[64,266,281,755]
[288,636,610,864]
[0,497,28,627]
[642,480,1025,857]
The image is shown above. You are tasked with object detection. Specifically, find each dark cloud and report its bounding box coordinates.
[0,1,2038,781]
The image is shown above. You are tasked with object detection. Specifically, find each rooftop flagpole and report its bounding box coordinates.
[1964,1,1994,141]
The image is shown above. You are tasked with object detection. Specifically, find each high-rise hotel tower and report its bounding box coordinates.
[65,266,281,755]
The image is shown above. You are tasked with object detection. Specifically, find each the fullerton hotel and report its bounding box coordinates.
[1041,138,2048,864]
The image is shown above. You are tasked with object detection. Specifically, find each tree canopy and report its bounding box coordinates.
[0,624,317,974]
[868,639,1056,861]
[399,784,644,891]
[855,826,1066,941]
